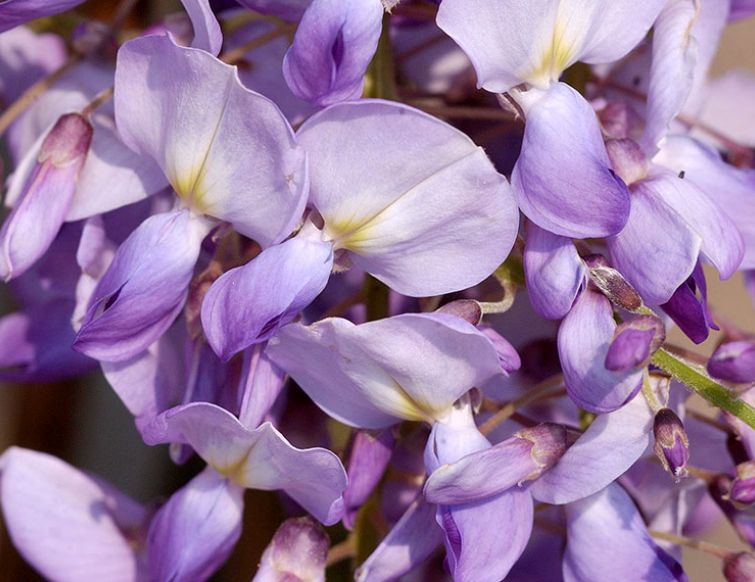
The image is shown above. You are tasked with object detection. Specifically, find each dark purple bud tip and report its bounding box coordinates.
[653,408,689,481]
[516,422,568,477]
[435,299,483,326]
[39,113,93,167]
[708,340,755,384]
[586,263,643,312]
[731,462,755,509]
[724,552,755,582]
[255,517,329,582]
[605,138,648,186]
[605,315,665,372]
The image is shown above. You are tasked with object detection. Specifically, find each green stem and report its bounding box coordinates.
[366,13,397,100]
[363,275,390,321]
[651,348,755,430]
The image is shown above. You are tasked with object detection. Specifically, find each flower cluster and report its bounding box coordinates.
[1,0,755,580]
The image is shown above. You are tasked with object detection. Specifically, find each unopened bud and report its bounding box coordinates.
[253,517,329,582]
[516,422,569,480]
[604,315,665,371]
[731,462,755,509]
[653,408,689,480]
[724,552,755,582]
[0,113,93,281]
[436,299,482,326]
[708,340,755,384]
[39,113,93,166]
[584,257,643,312]
[605,138,649,186]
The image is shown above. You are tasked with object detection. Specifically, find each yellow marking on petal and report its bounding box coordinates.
[526,19,578,87]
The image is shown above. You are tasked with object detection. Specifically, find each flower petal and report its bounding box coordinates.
[143,402,347,525]
[530,393,654,504]
[564,483,687,582]
[254,517,329,582]
[181,0,222,55]
[283,0,383,106]
[0,447,148,582]
[655,136,755,270]
[648,169,744,280]
[297,99,518,296]
[557,289,644,413]
[512,84,631,238]
[114,35,307,247]
[523,220,585,320]
[147,468,243,582]
[0,0,85,33]
[201,234,334,361]
[639,0,699,154]
[74,209,209,362]
[607,178,702,306]
[267,318,400,429]
[437,0,664,91]
[355,498,442,582]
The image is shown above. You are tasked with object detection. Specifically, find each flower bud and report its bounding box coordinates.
[0,113,93,281]
[731,462,755,509]
[435,299,482,325]
[584,256,643,312]
[708,340,755,384]
[724,552,755,582]
[604,315,665,372]
[653,408,689,480]
[253,517,329,582]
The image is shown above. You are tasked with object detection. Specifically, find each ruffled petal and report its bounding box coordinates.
[143,403,347,525]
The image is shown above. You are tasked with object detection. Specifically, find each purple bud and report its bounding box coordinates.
[661,262,718,345]
[253,517,329,582]
[653,408,689,480]
[435,299,482,326]
[0,113,93,280]
[709,340,755,384]
[343,429,395,530]
[724,552,755,582]
[731,462,755,509]
[516,422,569,478]
[605,138,648,186]
[604,315,665,372]
[585,259,643,312]
[709,475,755,547]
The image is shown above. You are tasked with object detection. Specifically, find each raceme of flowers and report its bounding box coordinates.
[1,0,755,581]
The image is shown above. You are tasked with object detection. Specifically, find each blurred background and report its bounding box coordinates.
[0,2,754,580]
